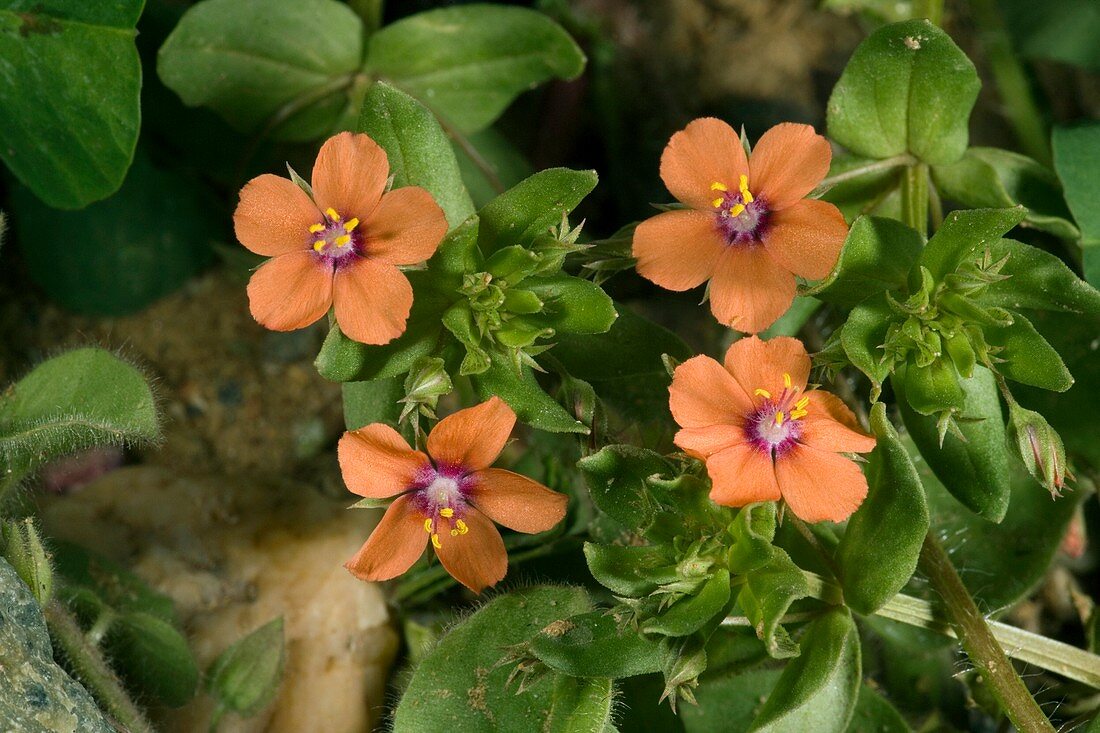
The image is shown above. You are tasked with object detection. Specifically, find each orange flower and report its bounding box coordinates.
[234,132,448,345]
[339,397,568,593]
[670,336,876,523]
[633,119,848,333]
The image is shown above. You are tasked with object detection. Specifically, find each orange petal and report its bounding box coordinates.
[246,251,333,332]
[344,496,428,581]
[338,424,430,498]
[749,123,832,211]
[364,187,448,265]
[660,117,750,210]
[705,443,781,507]
[468,468,568,534]
[674,425,745,460]
[669,355,754,429]
[709,247,796,334]
[798,391,877,454]
[434,509,508,593]
[632,210,725,291]
[332,258,412,345]
[312,132,389,220]
[762,199,848,281]
[234,174,320,256]
[427,397,516,471]
[723,335,811,399]
[775,444,869,523]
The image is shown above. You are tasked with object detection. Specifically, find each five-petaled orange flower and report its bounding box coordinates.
[670,336,876,523]
[234,132,448,345]
[339,397,568,593]
[633,119,848,333]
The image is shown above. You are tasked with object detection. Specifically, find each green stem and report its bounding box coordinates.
[45,602,155,733]
[902,164,930,238]
[969,0,1051,166]
[347,0,384,32]
[919,0,944,25]
[918,534,1057,731]
[811,155,914,197]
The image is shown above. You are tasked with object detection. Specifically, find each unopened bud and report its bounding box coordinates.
[1007,404,1069,498]
[2,518,53,605]
[400,357,452,423]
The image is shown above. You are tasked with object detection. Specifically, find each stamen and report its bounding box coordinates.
[710,181,728,192]
[335,234,351,247]
[456,520,469,535]
[729,203,746,217]
[343,218,359,231]
[754,388,772,398]
[313,240,326,252]
[439,507,454,518]
[712,197,725,208]
[423,518,433,533]
[795,397,809,410]
[775,411,785,426]
[450,529,458,536]
[308,223,325,233]
[783,373,792,389]
[790,409,808,419]
[739,174,754,204]
[325,207,341,221]
[431,533,442,549]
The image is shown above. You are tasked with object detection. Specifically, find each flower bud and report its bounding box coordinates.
[1,518,53,606]
[400,357,453,422]
[1007,403,1068,498]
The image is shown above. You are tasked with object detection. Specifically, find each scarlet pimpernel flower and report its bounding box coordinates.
[633,119,848,333]
[234,132,447,345]
[339,397,568,593]
[670,336,876,523]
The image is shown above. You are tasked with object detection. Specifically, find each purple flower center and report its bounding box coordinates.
[710,175,769,245]
[745,374,810,457]
[408,463,476,548]
[308,207,364,268]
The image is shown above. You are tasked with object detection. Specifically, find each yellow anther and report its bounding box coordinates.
[739,174,754,204]
[439,507,454,518]
[795,397,810,410]
[712,197,725,208]
[313,240,326,252]
[710,181,728,192]
[775,411,785,426]
[335,234,351,247]
[729,203,746,217]
[456,520,469,535]
[450,529,458,536]
[431,533,441,549]
[423,518,433,533]
[790,409,808,420]
[308,223,325,233]
[325,207,341,221]
[783,373,792,388]
[343,217,359,232]
[754,388,772,399]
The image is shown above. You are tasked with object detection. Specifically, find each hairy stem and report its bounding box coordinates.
[917,534,1057,731]
[45,602,155,733]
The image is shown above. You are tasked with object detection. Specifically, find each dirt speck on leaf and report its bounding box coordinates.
[540,619,575,638]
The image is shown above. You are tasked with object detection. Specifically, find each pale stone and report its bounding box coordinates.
[39,465,397,733]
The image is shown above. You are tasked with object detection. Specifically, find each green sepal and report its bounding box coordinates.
[207,617,286,718]
[836,403,929,614]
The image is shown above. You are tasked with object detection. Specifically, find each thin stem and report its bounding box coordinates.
[811,155,915,196]
[918,534,1057,731]
[968,0,1052,165]
[928,178,944,232]
[45,602,155,733]
[439,116,506,195]
[901,163,930,238]
[919,0,944,25]
[347,0,384,32]
[788,514,842,582]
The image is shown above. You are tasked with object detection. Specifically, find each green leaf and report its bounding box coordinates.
[978,238,1100,315]
[157,0,364,142]
[207,617,286,717]
[643,570,732,637]
[11,150,216,315]
[818,154,903,223]
[357,81,475,228]
[896,366,1011,522]
[1000,0,1100,72]
[826,19,979,165]
[107,612,199,707]
[341,377,404,430]
[736,548,810,660]
[809,216,923,307]
[840,293,896,388]
[583,542,678,597]
[577,445,674,531]
[394,586,612,733]
[366,5,586,134]
[478,168,598,254]
[1053,123,1100,284]
[531,611,666,678]
[837,403,929,614]
[0,349,159,486]
[845,686,913,732]
[682,667,780,733]
[0,0,142,208]
[472,350,587,434]
[749,608,861,733]
[52,542,176,624]
[523,276,617,335]
[930,148,1079,240]
[985,313,1073,391]
[919,207,1026,282]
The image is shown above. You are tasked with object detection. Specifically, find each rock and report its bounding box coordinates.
[39,465,398,733]
[0,558,115,733]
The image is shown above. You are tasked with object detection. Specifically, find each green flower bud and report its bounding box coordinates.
[1007,403,1069,498]
[2,518,52,606]
[400,357,453,422]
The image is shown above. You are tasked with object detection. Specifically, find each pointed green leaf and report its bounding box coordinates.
[809,217,922,308]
